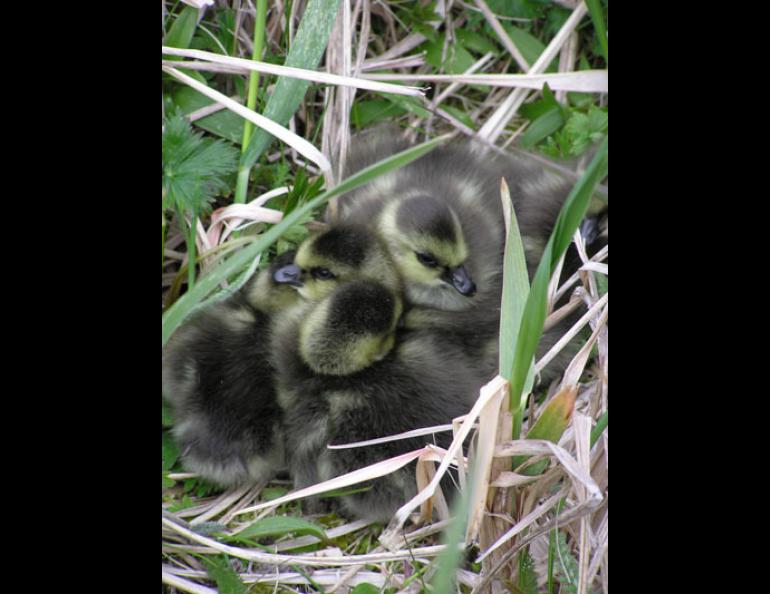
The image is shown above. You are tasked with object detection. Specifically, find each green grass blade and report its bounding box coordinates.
[498,179,531,380]
[162,134,450,345]
[234,0,341,203]
[509,137,608,421]
[585,0,608,65]
[228,515,328,544]
[590,410,608,447]
[427,467,473,594]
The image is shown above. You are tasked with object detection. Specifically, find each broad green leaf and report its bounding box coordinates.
[455,29,500,56]
[229,515,327,543]
[519,107,565,149]
[585,0,608,64]
[498,180,531,380]
[173,86,245,144]
[239,0,341,171]
[502,25,553,70]
[425,36,475,73]
[509,137,608,414]
[162,475,175,488]
[351,100,407,128]
[162,431,179,471]
[164,6,207,85]
[385,94,431,119]
[164,6,199,50]
[520,84,561,120]
[201,556,247,594]
[351,585,380,594]
[162,135,450,345]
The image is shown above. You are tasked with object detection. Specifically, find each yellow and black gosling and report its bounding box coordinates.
[161,251,298,487]
[271,277,481,522]
[330,128,606,384]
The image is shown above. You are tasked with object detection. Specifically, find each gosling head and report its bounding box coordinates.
[244,250,301,313]
[272,225,400,301]
[299,280,402,376]
[378,195,476,310]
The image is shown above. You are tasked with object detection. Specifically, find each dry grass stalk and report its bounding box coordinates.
[163,516,450,566]
[362,70,607,93]
[162,47,425,96]
[478,1,589,142]
[163,65,332,172]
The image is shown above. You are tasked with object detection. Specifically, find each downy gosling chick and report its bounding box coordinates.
[162,251,298,487]
[331,128,606,383]
[271,279,482,523]
[272,223,500,381]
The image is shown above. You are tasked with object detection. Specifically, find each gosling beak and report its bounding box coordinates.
[445,265,476,297]
[273,264,304,287]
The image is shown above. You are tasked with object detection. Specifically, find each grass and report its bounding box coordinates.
[162,1,608,592]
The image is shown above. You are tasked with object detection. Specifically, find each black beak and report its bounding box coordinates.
[273,264,304,287]
[445,265,476,297]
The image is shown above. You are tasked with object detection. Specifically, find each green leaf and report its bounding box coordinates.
[351,100,407,128]
[455,29,500,56]
[425,35,475,73]
[502,25,553,70]
[201,555,247,594]
[498,181,532,381]
[384,94,431,119]
[162,134,450,345]
[553,531,579,593]
[520,84,561,120]
[513,386,577,473]
[162,401,174,427]
[163,6,208,84]
[585,0,608,64]
[441,105,475,129]
[351,585,380,594]
[162,431,179,471]
[229,516,328,543]
[428,471,472,594]
[260,487,289,501]
[509,137,608,419]
[162,112,239,216]
[172,86,245,144]
[239,0,341,171]
[590,411,608,447]
[519,107,565,149]
[164,6,199,50]
[518,549,539,594]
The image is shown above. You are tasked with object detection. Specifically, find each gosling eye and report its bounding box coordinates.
[311,267,336,280]
[415,252,439,268]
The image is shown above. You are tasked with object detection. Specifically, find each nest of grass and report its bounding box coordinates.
[162,1,607,592]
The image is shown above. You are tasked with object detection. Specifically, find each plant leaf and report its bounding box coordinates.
[173,86,245,144]
[513,386,577,474]
[228,516,327,543]
[585,0,608,64]
[201,555,246,594]
[239,0,341,171]
[508,137,608,414]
